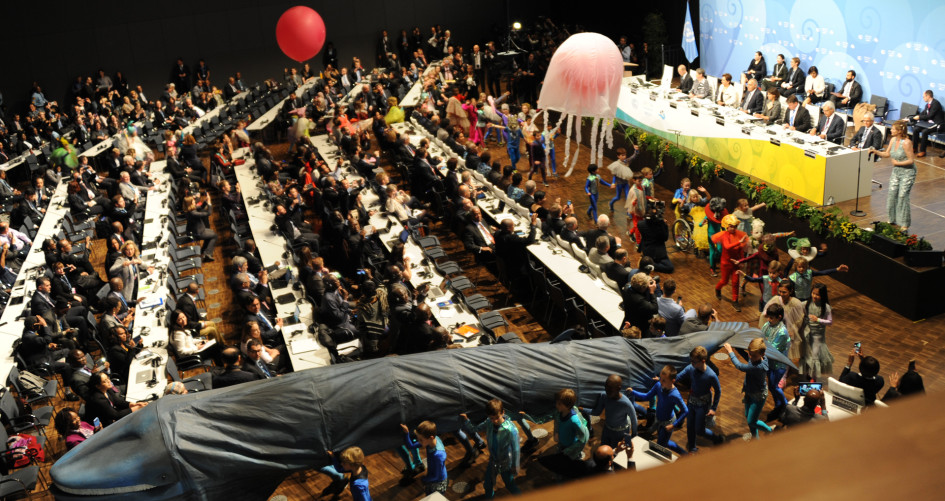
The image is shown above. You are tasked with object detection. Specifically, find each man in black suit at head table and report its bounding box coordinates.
[780,95,813,133]
[811,101,846,145]
[911,89,945,157]
[740,79,764,115]
[850,112,884,161]
[676,64,693,94]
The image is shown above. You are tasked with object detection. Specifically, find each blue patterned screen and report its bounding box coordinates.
[699,0,945,117]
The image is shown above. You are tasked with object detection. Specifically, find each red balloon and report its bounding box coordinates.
[276,6,326,63]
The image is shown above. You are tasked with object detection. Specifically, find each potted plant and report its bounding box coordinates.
[903,235,942,267]
[869,222,908,258]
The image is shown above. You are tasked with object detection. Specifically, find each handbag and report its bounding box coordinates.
[8,434,44,468]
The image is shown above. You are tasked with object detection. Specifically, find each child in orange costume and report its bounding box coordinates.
[712,214,749,311]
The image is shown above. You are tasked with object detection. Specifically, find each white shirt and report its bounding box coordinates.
[0,229,30,250]
[718,84,737,106]
[475,221,494,246]
[804,75,825,97]
[841,81,853,98]
[858,126,874,148]
[173,329,201,356]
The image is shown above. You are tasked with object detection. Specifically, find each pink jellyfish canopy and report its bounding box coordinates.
[537,32,624,176]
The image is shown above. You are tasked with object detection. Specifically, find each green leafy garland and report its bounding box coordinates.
[613,121,936,250]
[617,122,720,182]
[733,175,871,244]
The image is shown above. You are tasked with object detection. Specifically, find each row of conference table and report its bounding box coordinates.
[388,121,626,331]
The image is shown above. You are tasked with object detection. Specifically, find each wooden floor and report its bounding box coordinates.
[835,140,945,249]
[23,119,945,500]
[266,124,945,500]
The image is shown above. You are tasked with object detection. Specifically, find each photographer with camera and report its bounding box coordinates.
[637,199,674,273]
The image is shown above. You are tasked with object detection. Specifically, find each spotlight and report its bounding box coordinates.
[512,21,522,31]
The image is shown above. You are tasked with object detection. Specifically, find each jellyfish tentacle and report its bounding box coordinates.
[572,115,583,172]
[563,113,575,177]
[597,117,607,167]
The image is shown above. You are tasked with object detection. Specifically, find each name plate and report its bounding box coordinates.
[649,93,658,101]
[669,102,677,109]
[647,440,673,460]
[690,110,699,117]
[770,138,781,146]
[804,149,818,159]
[715,118,725,126]
[741,127,753,135]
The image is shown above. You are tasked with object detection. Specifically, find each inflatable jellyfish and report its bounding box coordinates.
[537,32,625,177]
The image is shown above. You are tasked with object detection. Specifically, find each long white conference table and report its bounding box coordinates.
[306,134,486,347]
[391,121,626,331]
[245,80,320,133]
[400,62,440,108]
[121,160,179,402]
[0,181,72,379]
[616,76,871,205]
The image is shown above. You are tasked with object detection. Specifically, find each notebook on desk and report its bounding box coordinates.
[196,339,217,353]
[290,337,320,355]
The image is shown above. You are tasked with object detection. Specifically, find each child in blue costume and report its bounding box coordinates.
[762,303,792,419]
[540,123,560,176]
[585,164,612,221]
[739,260,784,311]
[506,120,523,168]
[582,374,638,449]
[724,338,774,438]
[321,447,372,501]
[630,365,689,455]
[537,388,589,479]
[461,399,522,498]
[675,346,722,452]
[400,421,448,494]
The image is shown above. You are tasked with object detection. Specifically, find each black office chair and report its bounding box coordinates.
[0,390,53,438]
[870,94,890,122]
[165,356,213,393]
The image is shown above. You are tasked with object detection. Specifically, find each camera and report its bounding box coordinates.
[645,199,665,220]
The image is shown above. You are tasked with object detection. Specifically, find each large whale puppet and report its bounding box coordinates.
[51,323,790,500]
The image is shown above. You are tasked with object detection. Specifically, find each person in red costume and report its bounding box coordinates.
[712,214,748,311]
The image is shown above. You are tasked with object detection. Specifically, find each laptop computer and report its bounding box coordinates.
[282,304,302,326]
[644,440,674,462]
